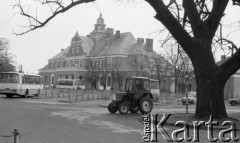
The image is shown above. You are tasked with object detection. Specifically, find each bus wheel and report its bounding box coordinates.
[6,94,13,98]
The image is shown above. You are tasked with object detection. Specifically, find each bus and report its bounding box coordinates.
[56,79,85,89]
[0,72,43,98]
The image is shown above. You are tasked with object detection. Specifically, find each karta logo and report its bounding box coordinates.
[142,114,239,142]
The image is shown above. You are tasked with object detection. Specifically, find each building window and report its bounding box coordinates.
[79,76,83,80]
[52,62,55,69]
[100,59,103,67]
[89,60,93,66]
[76,46,79,53]
[73,60,79,67]
[108,58,112,67]
[94,59,98,67]
[72,47,75,54]
[107,75,112,86]
[56,61,61,68]
[80,60,83,68]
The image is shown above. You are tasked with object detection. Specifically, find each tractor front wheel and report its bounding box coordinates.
[108,102,118,113]
[139,97,153,114]
[118,102,129,115]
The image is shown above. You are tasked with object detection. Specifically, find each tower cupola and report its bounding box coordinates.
[90,13,106,40]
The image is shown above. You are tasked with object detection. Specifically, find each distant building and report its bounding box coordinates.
[39,14,172,91]
[218,55,240,99]
[189,55,240,99]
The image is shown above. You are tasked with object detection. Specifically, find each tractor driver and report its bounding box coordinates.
[136,81,144,90]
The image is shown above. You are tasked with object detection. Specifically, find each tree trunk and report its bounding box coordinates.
[194,66,228,119]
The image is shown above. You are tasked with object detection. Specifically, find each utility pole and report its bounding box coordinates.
[104,28,107,90]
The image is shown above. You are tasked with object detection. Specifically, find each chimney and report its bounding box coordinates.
[137,38,144,45]
[145,38,153,52]
[115,30,120,39]
[61,49,64,51]
[107,28,114,37]
[221,55,226,61]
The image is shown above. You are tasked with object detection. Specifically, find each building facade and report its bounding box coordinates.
[39,14,175,92]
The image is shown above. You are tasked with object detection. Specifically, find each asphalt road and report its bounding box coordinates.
[0,95,144,143]
[0,95,239,143]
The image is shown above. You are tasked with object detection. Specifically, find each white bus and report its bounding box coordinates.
[56,79,85,89]
[0,72,43,98]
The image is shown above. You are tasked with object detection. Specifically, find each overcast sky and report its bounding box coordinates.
[0,0,162,74]
[1,0,240,74]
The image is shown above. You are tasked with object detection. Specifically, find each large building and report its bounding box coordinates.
[39,14,161,90]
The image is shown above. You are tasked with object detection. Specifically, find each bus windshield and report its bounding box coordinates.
[0,73,19,83]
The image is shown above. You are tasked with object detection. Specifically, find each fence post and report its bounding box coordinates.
[68,88,70,103]
[82,90,84,100]
[51,88,54,98]
[13,129,19,143]
[58,88,60,98]
[45,88,47,98]
[75,89,78,102]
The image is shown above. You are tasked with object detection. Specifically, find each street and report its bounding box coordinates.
[0,94,239,143]
[0,95,144,143]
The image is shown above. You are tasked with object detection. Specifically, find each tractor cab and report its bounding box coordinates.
[108,76,153,114]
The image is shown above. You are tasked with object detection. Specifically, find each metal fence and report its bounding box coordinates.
[36,88,115,102]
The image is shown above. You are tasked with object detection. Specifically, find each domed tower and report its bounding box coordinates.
[90,13,106,41]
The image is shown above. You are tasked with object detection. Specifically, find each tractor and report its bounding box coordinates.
[108,76,154,114]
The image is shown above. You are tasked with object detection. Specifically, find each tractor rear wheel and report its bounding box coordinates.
[118,102,129,115]
[139,97,153,114]
[108,102,118,113]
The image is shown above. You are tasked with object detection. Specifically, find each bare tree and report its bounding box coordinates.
[0,38,16,72]
[85,60,99,89]
[13,0,240,118]
[126,54,141,76]
[147,52,170,99]
[164,44,186,93]
[111,60,128,91]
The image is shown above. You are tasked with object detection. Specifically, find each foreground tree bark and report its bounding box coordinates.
[13,0,240,119]
[145,0,240,119]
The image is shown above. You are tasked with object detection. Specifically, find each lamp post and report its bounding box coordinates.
[137,49,143,76]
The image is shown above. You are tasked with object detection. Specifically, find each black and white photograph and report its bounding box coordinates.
[0,0,240,142]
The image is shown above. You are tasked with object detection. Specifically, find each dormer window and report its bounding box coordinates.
[72,47,75,54]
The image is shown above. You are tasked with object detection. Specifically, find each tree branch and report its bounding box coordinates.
[205,0,229,40]
[14,0,96,35]
[182,0,201,37]
[145,0,196,58]
[219,49,240,81]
